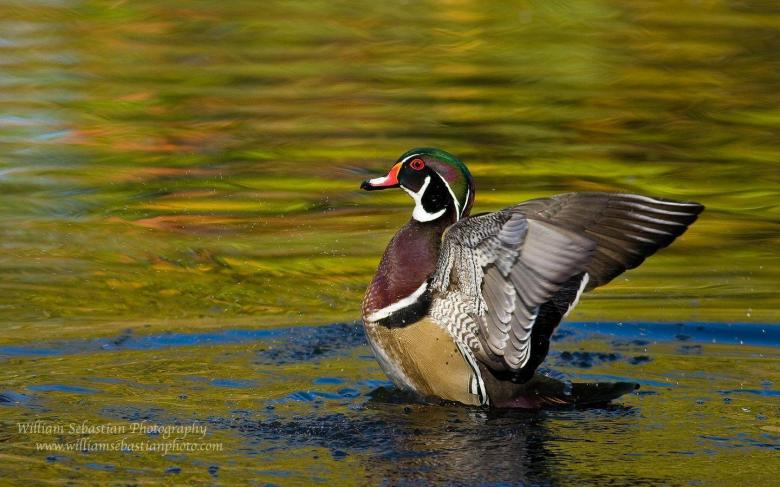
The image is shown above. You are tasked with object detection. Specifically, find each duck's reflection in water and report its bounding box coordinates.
[239,386,644,485]
[362,391,561,485]
[361,387,651,485]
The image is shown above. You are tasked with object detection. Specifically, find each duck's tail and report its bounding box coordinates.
[490,374,639,409]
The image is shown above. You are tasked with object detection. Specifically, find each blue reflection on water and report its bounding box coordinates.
[1,321,778,361]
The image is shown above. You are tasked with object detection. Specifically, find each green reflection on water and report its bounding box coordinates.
[0,0,779,484]
[0,0,777,337]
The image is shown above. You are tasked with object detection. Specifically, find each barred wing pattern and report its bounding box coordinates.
[430,210,595,370]
[431,192,703,374]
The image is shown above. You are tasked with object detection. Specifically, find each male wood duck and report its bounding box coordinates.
[360,148,703,408]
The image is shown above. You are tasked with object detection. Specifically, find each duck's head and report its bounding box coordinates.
[361,148,475,223]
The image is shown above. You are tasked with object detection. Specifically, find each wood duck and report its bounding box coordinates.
[360,148,703,408]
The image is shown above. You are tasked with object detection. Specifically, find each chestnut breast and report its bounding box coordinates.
[362,219,448,318]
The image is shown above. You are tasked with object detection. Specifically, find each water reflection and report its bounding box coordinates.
[2,321,780,483]
[0,0,777,334]
[362,406,558,485]
[241,389,626,484]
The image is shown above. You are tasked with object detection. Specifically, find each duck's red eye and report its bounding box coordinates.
[410,158,425,171]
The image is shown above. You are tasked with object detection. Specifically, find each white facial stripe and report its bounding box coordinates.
[435,172,461,220]
[401,176,447,222]
[399,154,419,164]
[365,281,428,322]
[397,156,465,221]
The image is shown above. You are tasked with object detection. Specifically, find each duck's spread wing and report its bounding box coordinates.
[431,192,703,374]
[431,209,595,371]
[515,192,704,290]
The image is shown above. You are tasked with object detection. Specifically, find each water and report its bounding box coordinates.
[0,0,778,484]
[2,322,779,484]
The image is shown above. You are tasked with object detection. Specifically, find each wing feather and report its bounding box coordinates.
[430,191,703,375]
[431,212,595,371]
[516,192,703,289]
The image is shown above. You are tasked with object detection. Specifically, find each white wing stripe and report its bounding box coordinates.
[564,273,589,318]
[455,338,488,406]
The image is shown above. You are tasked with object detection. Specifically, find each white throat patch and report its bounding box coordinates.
[401,176,447,222]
